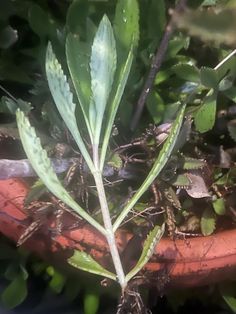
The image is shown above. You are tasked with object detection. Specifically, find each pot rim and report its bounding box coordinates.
[0,178,236,289]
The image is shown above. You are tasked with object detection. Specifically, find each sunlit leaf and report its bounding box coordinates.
[68,250,116,281]
[125,224,165,282]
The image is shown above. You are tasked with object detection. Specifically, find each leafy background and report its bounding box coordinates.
[0,0,236,313]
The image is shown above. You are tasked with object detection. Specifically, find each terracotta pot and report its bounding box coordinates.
[1,178,236,290]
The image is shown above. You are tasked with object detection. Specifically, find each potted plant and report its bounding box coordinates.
[1,0,236,312]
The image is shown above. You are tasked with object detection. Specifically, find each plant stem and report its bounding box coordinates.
[92,146,127,291]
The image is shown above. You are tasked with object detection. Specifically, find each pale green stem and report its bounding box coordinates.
[92,145,126,291]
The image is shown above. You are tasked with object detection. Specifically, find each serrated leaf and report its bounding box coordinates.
[90,15,117,143]
[68,250,116,281]
[213,198,226,216]
[171,174,192,188]
[16,110,105,235]
[113,104,186,231]
[182,157,206,170]
[200,67,219,89]
[173,63,200,83]
[201,208,216,236]
[194,92,216,133]
[66,35,92,136]
[45,42,94,171]
[125,224,165,282]
[1,274,27,309]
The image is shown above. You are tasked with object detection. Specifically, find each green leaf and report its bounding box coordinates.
[218,75,233,91]
[224,86,236,103]
[200,67,219,89]
[100,44,134,169]
[173,63,200,83]
[84,291,100,314]
[28,4,54,38]
[25,179,47,205]
[113,104,186,231]
[107,153,123,170]
[45,42,94,171]
[219,282,236,313]
[90,15,117,143]
[49,269,66,294]
[166,36,190,59]
[147,0,165,41]
[1,274,27,309]
[114,0,139,52]
[194,92,217,133]
[16,110,105,235]
[68,250,116,281]
[125,224,165,282]
[146,91,165,124]
[200,208,216,236]
[213,198,226,216]
[66,0,88,36]
[182,157,206,170]
[171,174,192,188]
[66,35,92,137]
